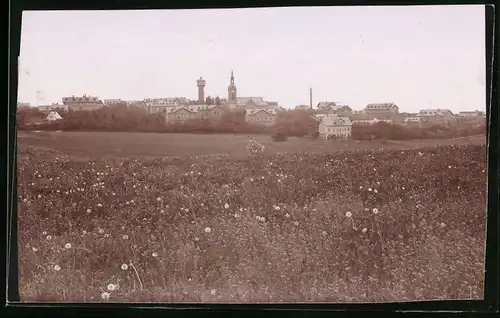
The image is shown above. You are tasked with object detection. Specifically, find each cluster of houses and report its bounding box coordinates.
[18,71,485,139]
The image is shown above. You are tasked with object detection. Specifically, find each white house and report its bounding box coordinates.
[458,110,485,119]
[318,115,352,139]
[45,111,63,121]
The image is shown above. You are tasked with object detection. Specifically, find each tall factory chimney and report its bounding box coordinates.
[197,77,206,104]
[309,88,313,109]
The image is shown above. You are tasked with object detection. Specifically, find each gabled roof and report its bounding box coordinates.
[246,108,277,116]
[365,103,398,110]
[317,101,338,109]
[171,106,198,114]
[321,115,352,126]
[237,97,268,106]
[46,111,62,120]
[418,109,453,117]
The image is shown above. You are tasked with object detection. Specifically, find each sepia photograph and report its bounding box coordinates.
[15,5,488,303]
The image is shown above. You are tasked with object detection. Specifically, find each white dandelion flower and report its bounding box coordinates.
[64,243,72,249]
[98,228,104,234]
[204,227,212,234]
[86,209,91,213]
[368,188,372,192]
[274,205,280,211]
[42,231,47,235]
[345,211,352,218]
[156,197,162,202]
[322,231,327,236]
[210,289,217,295]
[121,263,128,270]
[97,203,102,207]
[293,221,299,226]
[101,292,110,300]
[46,235,52,241]
[122,235,129,240]
[107,283,117,291]
[373,208,379,214]
[37,194,42,199]
[362,228,368,233]
[440,222,446,227]
[285,213,290,218]
[32,247,38,252]
[224,203,230,209]
[53,264,61,271]
[152,252,159,258]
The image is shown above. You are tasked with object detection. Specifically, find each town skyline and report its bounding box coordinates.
[18,5,486,112]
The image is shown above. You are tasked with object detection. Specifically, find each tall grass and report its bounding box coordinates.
[17,144,486,302]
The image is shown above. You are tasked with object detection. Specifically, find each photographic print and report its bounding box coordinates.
[15,5,487,303]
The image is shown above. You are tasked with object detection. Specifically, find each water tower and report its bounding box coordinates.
[197,77,206,104]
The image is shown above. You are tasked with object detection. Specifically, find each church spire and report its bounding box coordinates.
[230,69,234,85]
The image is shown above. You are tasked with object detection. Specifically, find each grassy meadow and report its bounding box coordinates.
[16,132,487,303]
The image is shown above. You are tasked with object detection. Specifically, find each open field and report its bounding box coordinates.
[16,132,487,302]
[17,131,486,159]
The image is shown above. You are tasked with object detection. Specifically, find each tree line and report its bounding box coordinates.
[17,106,485,140]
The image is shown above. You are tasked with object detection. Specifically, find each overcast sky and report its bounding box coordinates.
[18,5,486,112]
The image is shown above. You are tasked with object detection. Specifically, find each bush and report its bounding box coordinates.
[271,132,288,142]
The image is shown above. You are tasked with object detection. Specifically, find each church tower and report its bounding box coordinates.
[228,70,237,103]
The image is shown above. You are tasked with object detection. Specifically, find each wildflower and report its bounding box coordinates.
[152,252,159,258]
[107,284,117,291]
[322,231,327,236]
[37,194,42,199]
[32,247,38,252]
[372,208,379,214]
[82,230,87,235]
[210,289,216,295]
[86,209,91,213]
[101,292,110,300]
[64,243,72,249]
[121,263,128,270]
[194,237,200,241]
[53,264,61,271]
[368,188,372,192]
[293,221,299,226]
[362,228,368,233]
[104,234,110,238]
[359,186,363,189]
[440,222,446,227]
[42,231,47,235]
[374,189,378,194]
[285,213,290,218]
[224,203,230,209]
[274,205,280,211]
[98,228,104,234]
[204,227,212,234]
[46,235,52,241]
[122,235,129,240]
[345,211,352,218]
[97,203,102,207]
[157,197,162,202]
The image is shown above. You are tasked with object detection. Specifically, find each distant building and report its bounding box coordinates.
[458,110,485,119]
[418,109,455,125]
[350,114,378,125]
[62,95,104,111]
[45,111,63,121]
[364,103,399,117]
[318,114,352,139]
[17,102,31,108]
[224,71,278,112]
[295,105,310,110]
[103,99,125,106]
[245,108,277,127]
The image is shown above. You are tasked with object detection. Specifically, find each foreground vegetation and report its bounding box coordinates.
[17,141,486,302]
